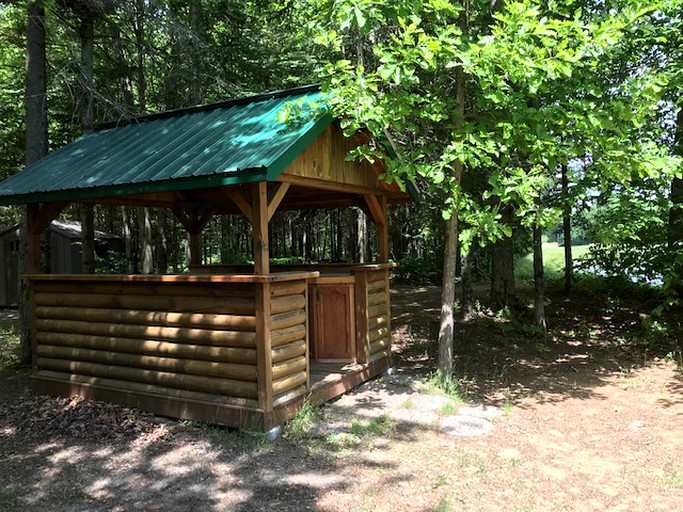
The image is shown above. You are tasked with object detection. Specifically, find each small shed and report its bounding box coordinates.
[0,220,122,306]
[0,85,417,431]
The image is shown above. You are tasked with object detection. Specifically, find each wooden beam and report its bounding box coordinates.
[28,201,69,235]
[377,196,389,263]
[171,208,193,232]
[252,182,269,275]
[363,194,386,227]
[225,189,253,223]
[267,183,290,222]
[172,208,213,267]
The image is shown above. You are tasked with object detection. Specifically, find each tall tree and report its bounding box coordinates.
[20,0,49,365]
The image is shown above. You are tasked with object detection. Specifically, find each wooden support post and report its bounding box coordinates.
[354,270,369,365]
[252,182,270,275]
[377,196,389,263]
[26,201,67,369]
[363,194,389,263]
[172,207,213,267]
[255,282,273,411]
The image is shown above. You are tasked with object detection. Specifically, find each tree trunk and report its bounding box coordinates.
[490,204,515,310]
[138,206,153,274]
[439,210,459,378]
[21,0,48,365]
[156,208,168,273]
[121,206,134,273]
[79,17,96,273]
[533,221,547,331]
[437,5,467,379]
[460,250,474,318]
[562,163,572,293]
[134,0,147,112]
[669,105,683,295]
[357,208,367,263]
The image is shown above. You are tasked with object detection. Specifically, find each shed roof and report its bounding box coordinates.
[0,219,120,240]
[0,85,373,205]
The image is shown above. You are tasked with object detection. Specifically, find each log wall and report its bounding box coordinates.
[354,266,392,364]
[32,278,260,407]
[270,279,309,406]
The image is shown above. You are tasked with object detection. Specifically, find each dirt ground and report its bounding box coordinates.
[1,286,682,512]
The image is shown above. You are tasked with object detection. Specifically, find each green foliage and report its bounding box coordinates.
[349,413,396,437]
[284,399,322,440]
[394,252,442,284]
[0,321,21,369]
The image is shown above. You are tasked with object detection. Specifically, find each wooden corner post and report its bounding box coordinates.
[252,182,273,413]
[25,201,68,367]
[252,182,270,275]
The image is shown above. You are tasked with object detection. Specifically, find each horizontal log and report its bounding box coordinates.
[36,332,257,364]
[270,280,307,298]
[369,326,390,343]
[272,339,306,363]
[369,348,391,363]
[368,290,387,307]
[35,292,256,316]
[33,281,256,299]
[367,270,388,282]
[272,355,307,381]
[272,371,307,397]
[369,338,391,355]
[36,306,256,332]
[367,279,387,293]
[273,385,307,407]
[37,345,257,381]
[271,324,306,348]
[368,303,387,319]
[271,294,306,315]
[271,309,306,331]
[36,319,257,348]
[37,358,258,399]
[35,370,258,409]
[368,315,388,331]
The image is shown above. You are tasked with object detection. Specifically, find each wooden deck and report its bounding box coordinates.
[309,358,390,404]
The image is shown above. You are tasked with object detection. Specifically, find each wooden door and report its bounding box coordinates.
[312,284,355,361]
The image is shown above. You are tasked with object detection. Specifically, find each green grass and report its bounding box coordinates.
[0,320,20,369]
[515,243,590,283]
[284,399,322,441]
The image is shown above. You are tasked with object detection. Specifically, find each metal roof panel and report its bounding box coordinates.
[0,86,327,203]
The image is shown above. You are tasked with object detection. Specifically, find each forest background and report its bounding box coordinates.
[0,0,681,372]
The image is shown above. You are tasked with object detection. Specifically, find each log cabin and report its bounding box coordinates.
[0,85,417,431]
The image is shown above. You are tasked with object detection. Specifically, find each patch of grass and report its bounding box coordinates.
[515,244,590,283]
[350,413,396,437]
[426,372,468,403]
[180,420,271,450]
[402,398,416,410]
[439,402,458,416]
[502,401,514,417]
[663,464,683,489]
[0,487,20,508]
[499,320,545,337]
[666,350,683,372]
[326,431,361,450]
[435,496,454,512]
[285,399,322,441]
[457,450,488,474]
[433,474,449,488]
[0,322,21,369]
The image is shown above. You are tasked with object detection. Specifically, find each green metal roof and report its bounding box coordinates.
[0,85,334,205]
